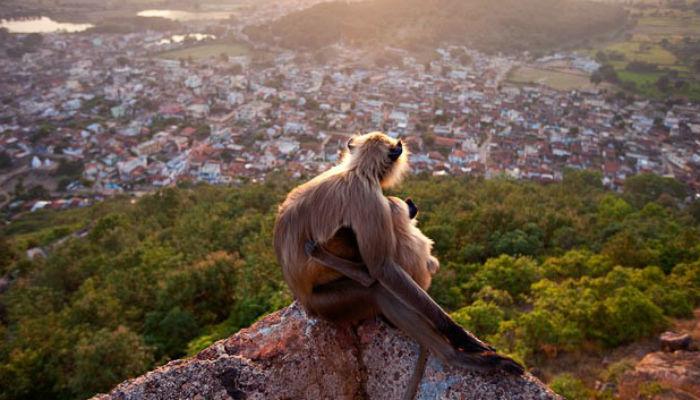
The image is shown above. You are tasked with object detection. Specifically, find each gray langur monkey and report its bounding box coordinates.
[273,132,523,386]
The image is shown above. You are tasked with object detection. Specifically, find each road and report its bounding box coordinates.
[478,130,493,168]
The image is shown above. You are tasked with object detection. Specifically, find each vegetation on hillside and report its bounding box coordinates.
[1,171,700,399]
[588,1,700,101]
[245,0,627,54]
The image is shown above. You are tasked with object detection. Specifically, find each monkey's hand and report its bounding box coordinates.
[305,240,376,288]
[427,255,440,275]
[304,240,319,258]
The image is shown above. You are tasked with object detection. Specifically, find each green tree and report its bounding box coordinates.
[1,175,699,399]
[563,169,603,192]
[68,326,153,398]
[623,173,688,208]
[452,300,504,337]
[601,286,665,346]
[144,307,200,358]
[469,255,539,298]
[550,374,592,400]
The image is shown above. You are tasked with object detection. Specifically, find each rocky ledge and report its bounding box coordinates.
[618,330,700,399]
[93,303,559,400]
[618,350,700,399]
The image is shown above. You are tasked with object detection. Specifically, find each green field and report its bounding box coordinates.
[157,42,250,61]
[508,66,602,91]
[603,41,677,66]
[635,14,700,39]
[617,70,664,86]
[582,5,700,101]
[617,69,664,97]
[616,70,700,101]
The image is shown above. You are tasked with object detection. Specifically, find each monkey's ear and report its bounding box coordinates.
[347,138,355,151]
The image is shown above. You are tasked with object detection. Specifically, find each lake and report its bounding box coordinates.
[137,10,232,22]
[0,16,93,33]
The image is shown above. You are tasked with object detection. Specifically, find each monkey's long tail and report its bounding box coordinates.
[374,284,524,375]
[457,351,524,375]
[402,345,428,400]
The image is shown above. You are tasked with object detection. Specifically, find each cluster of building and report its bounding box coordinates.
[1,17,699,216]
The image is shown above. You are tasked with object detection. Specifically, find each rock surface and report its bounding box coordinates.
[660,331,693,352]
[93,303,560,400]
[618,350,700,399]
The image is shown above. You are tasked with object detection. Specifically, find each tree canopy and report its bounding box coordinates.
[1,172,699,399]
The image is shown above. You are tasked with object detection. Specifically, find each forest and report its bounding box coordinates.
[1,171,699,399]
[245,0,628,54]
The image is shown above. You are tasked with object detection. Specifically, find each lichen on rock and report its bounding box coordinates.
[93,303,560,400]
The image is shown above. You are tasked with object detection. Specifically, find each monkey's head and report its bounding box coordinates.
[388,196,419,221]
[344,132,409,188]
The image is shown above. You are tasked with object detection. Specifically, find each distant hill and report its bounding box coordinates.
[245,0,628,54]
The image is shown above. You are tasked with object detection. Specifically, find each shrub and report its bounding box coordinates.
[671,261,700,303]
[69,326,153,398]
[452,300,504,337]
[638,381,666,398]
[550,373,592,400]
[601,287,665,346]
[469,255,539,298]
[541,250,613,280]
[600,358,634,383]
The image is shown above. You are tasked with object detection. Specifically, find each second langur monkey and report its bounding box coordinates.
[305,195,440,318]
[273,132,523,376]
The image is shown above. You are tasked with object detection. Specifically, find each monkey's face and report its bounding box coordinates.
[388,196,417,217]
[345,132,409,188]
[405,198,418,219]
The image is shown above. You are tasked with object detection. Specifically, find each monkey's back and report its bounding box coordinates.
[274,167,438,313]
[273,170,356,302]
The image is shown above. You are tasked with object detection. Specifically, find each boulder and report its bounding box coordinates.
[93,303,560,400]
[618,351,700,399]
[660,332,693,352]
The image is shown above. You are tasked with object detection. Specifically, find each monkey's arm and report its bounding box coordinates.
[305,241,376,288]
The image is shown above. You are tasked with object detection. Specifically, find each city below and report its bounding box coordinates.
[3,3,700,400]
[1,1,699,220]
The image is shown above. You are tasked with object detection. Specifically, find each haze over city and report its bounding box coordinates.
[1,1,700,399]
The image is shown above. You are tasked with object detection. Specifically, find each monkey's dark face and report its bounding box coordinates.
[388,141,403,161]
[387,196,419,224]
[345,132,409,188]
[405,198,418,219]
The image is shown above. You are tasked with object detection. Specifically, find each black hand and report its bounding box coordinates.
[405,198,418,219]
[304,240,318,257]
